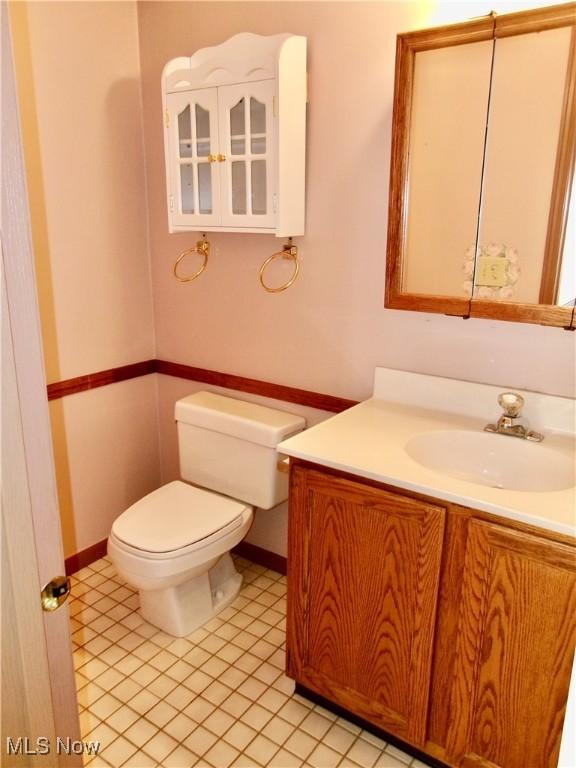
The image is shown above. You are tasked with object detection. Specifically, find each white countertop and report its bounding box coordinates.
[278,375,576,538]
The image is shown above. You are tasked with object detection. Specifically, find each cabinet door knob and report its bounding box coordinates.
[217,153,226,162]
[208,154,218,163]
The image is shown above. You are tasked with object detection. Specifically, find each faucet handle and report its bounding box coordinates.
[498,391,524,418]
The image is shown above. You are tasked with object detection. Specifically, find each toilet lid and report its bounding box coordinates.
[112,481,250,554]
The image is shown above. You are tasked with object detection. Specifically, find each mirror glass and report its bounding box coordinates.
[386,6,576,326]
[476,26,573,306]
[404,41,492,298]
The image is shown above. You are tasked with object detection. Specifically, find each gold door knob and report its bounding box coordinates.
[208,154,218,163]
[217,153,226,162]
[41,575,71,612]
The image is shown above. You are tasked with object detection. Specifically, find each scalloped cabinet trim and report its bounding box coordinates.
[162,33,307,236]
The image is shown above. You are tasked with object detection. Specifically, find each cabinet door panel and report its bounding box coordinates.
[218,81,276,228]
[287,467,445,745]
[167,89,221,227]
[447,520,576,768]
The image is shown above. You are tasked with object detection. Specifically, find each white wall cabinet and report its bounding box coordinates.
[162,33,306,236]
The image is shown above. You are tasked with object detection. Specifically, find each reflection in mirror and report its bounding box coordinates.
[404,41,492,298]
[385,4,576,327]
[476,25,573,306]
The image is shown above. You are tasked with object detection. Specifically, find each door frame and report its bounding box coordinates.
[2,6,80,765]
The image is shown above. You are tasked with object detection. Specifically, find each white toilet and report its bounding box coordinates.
[108,391,305,637]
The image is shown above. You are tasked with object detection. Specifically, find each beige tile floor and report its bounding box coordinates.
[70,556,433,768]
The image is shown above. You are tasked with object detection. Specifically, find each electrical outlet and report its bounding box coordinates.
[475,255,508,288]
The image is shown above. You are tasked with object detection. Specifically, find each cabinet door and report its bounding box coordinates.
[446,520,576,768]
[287,467,445,745]
[166,89,221,228]
[218,81,276,229]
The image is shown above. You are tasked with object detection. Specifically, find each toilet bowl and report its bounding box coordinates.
[108,391,305,637]
[108,481,253,636]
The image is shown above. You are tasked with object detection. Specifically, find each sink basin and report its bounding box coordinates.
[405,430,575,492]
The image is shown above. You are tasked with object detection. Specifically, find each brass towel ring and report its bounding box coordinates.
[173,240,210,282]
[259,244,300,293]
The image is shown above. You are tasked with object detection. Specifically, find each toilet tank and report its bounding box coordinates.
[175,391,306,509]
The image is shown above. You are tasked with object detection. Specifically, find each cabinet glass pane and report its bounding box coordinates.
[251,160,266,215]
[230,98,246,155]
[180,164,194,213]
[250,98,266,154]
[197,163,212,214]
[251,136,266,154]
[232,161,247,214]
[178,105,192,158]
[195,104,210,158]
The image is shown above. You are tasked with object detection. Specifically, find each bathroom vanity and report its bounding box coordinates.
[278,369,576,768]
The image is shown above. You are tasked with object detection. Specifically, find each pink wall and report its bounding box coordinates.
[48,378,160,555]
[139,1,575,404]
[14,1,575,559]
[13,1,156,383]
[138,1,575,558]
[12,1,160,557]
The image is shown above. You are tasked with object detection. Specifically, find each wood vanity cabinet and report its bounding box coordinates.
[286,464,446,744]
[445,520,576,768]
[286,460,576,768]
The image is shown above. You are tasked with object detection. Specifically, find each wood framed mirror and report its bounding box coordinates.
[385,3,576,328]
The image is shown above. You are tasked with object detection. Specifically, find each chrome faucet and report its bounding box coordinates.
[484,392,544,442]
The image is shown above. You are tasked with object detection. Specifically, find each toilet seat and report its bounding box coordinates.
[111,480,250,556]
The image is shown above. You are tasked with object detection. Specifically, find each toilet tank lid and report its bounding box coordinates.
[175,391,306,448]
